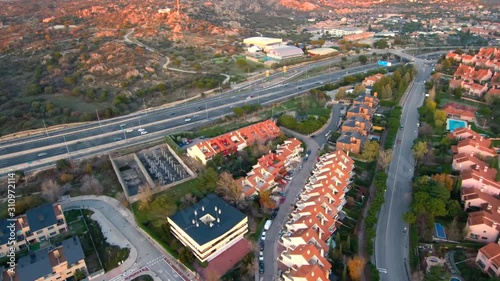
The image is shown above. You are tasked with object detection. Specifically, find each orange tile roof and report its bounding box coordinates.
[442,103,475,118]
[288,264,329,281]
[289,244,331,271]
[462,165,500,191]
[454,63,474,77]
[488,88,500,96]
[453,153,488,171]
[479,243,500,266]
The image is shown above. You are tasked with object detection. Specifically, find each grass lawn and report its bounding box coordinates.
[439,97,481,109]
[469,122,497,138]
[409,225,419,271]
[133,178,199,225]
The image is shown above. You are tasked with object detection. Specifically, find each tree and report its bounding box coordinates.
[180,193,198,208]
[424,265,449,281]
[434,110,447,128]
[378,149,393,170]
[60,173,74,183]
[259,190,277,210]
[373,39,388,49]
[73,269,86,281]
[361,141,380,161]
[200,168,218,193]
[56,159,71,171]
[179,247,195,265]
[412,141,428,164]
[236,58,247,68]
[347,256,366,281]
[478,106,493,117]
[431,173,454,191]
[216,172,243,204]
[446,200,462,217]
[403,211,417,224]
[137,184,153,211]
[335,87,348,100]
[41,179,62,202]
[425,99,437,113]
[358,55,368,65]
[353,84,366,95]
[151,196,177,227]
[233,107,244,117]
[84,162,93,174]
[80,175,104,194]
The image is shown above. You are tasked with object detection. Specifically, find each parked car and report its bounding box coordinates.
[259,251,264,261]
[270,209,279,220]
[259,241,264,251]
[259,262,265,274]
[280,196,286,204]
[397,138,401,144]
[284,175,292,181]
[261,232,266,241]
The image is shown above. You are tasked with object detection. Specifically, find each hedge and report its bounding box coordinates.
[364,172,388,256]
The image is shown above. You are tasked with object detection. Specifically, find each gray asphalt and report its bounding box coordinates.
[61,198,185,281]
[0,62,388,176]
[374,58,435,281]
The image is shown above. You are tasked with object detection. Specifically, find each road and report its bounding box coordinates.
[374,58,435,281]
[260,103,343,280]
[61,197,188,281]
[0,62,387,176]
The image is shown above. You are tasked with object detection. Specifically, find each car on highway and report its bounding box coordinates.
[246,95,254,100]
[138,128,145,132]
[120,123,127,127]
[113,137,122,141]
[37,152,47,157]
[259,262,264,274]
[184,118,191,122]
[193,115,199,118]
[261,232,266,241]
[259,251,264,261]
[141,131,148,135]
[170,112,175,115]
[197,105,204,110]
[125,129,133,133]
[397,138,401,144]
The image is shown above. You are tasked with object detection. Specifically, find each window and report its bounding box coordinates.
[36,230,44,234]
[49,232,57,237]
[48,226,55,230]
[470,233,479,239]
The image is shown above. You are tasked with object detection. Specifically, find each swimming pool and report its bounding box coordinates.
[450,277,461,281]
[447,118,467,132]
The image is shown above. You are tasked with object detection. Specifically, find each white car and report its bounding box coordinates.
[138,128,145,132]
[141,131,148,135]
[193,115,199,118]
[184,118,191,122]
[125,129,133,133]
[261,232,266,241]
[325,130,332,137]
[259,251,264,261]
[285,175,292,180]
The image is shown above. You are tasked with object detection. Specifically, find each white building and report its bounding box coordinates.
[243,37,283,49]
[267,46,304,60]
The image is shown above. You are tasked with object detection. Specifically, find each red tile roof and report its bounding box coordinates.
[479,243,500,267]
[442,103,475,119]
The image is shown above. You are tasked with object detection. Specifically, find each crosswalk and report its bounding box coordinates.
[108,256,165,281]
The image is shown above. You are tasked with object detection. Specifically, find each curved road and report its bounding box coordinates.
[61,196,190,281]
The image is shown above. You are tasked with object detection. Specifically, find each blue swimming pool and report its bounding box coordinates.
[447,118,467,132]
[450,277,461,281]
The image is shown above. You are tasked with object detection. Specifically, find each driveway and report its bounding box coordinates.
[60,196,194,281]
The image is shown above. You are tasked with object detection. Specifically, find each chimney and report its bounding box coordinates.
[487,203,492,210]
[497,206,500,214]
[484,166,488,172]
[468,124,471,129]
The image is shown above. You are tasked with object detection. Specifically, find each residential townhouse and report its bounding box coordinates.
[452,153,489,172]
[278,150,354,280]
[462,55,477,65]
[336,131,366,154]
[0,203,67,257]
[461,165,500,197]
[362,74,384,87]
[187,120,281,164]
[446,51,462,62]
[341,116,373,136]
[352,92,379,108]
[450,127,496,158]
[462,187,500,243]
[462,82,489,97]
[475,47,498,60]
[346,104,374,120]
[442,103,476,121]
[476,243,500,277]
[6,236,87,281]
[238,138,302,197]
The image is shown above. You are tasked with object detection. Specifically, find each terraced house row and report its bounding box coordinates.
[447,126,500,277]
[278,150,355,281]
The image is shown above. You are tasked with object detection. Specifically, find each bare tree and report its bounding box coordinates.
[137,184,153,211]
[216,172,243,204]
[41,179,62,202]
[180,193,197,208]
[80,175,104,195]
[378,149,393,170]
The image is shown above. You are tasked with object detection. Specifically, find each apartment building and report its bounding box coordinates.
[187,120,281,164]
[238,138,302,197]
[462,187,500,243]
[278,150,354,280]
[476,243,500,277]
[167,194,248,263]
[0,203,67,257]
[6,236,87,281]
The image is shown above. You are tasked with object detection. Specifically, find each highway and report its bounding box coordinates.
[374,57,435,281]
[0,61,389,176]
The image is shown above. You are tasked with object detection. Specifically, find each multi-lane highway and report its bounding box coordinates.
[0,62,389,176]
[374,57,435,281]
